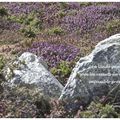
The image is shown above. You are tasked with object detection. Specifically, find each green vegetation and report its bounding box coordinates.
[106,19,120,34]
[8,12,42,37]
[51,61,72,85]
[0,55,5,72]
[22,38,33,47]
[21,27,36,38]
[58,61,72,76]
[47,27,65,35]
[0,84,51,117]
[51,61,71,77]
[79,2,92,7]
[67,10,78,16]
[57,10,66,18]
[0,7,8,17]
[80,102,118,118]
[59,2,68,9]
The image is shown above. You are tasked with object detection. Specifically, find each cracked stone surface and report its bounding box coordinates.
[59,34,120,104]
[7,52,64,98]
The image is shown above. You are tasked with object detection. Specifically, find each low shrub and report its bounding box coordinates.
[56,10,66,18]
[0,83,51,118]
[47,27,65,35]
[106,19,120,34]
[79,2,92,7]
[51,61,73,85]
[0,7,8,17]
[21,27,36,38]
[8,12,42,37]
[59,2,68,9]
[78,102,119,118]
[0,55,5,72]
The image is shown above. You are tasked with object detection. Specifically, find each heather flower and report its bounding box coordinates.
[26,41,80,68]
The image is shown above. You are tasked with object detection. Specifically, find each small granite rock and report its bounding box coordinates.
[6,52,63,98]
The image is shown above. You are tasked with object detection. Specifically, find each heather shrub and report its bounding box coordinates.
[22,38,33,47]
[0,7,8,17]
[46,99,85,118]
[0,82,4,97]
[61,4,120,37]
[46,99,71,118]
[79,102,119,118]
[51,61,72,85]
[106,19,120,34]
[52,61,71,76]
[45,98,120,118]
[35,96,51,118]
[23,13,42,30]
[9,13,35,25]
[67,9,78,16]
[30,18,42,30]
[0,55,5,72]
[57,10,66,18]
[0,101,7,117]
[11,48,20,55]
[47,27,65,35]
[21,27,36,38]
[27,42,80,68]
[50,67,58,76]
[99,104,118,118]
[24,13,34,25]
[59,2,68,9]
[9,12,42,36]
[0,83,51,118]
[79,2,92,7]
[4,3,41,15]
[16,15,25,24]
[0,73,5,95]
[8,14,25,24]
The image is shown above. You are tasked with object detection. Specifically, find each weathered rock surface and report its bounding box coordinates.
[59,34,120,104]
[6,52,63,98]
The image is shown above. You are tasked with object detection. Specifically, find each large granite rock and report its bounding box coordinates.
[6,52,63,98]
[59,34,120,104]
